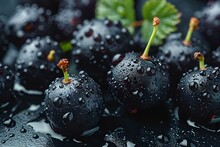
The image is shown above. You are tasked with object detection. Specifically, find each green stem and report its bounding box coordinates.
[183,26,193,45]
[199,58,205,70]
[63,70,69,82]
[142,26,158,58]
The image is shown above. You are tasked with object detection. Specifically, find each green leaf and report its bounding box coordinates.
[96,0,135,33]
[59,41,73,53]
[141,0,180,46]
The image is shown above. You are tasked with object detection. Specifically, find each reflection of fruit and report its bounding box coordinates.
[44,59,104,136]
[72,19,134,85]
[177,52,220,123]
[108,17,170,109]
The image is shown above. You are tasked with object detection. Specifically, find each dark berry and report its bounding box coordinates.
[195,1,220,48]
[156,18,210,93]
[53,8,82,41]
[44,59,104,137]
[59,0,96,19]
[0,63,14,108]
[5,4,55,47]
[72,19,134,86]
[211,46,220,67]
[14,37,63,103]
[108,17,170,109]
[18,0,60,14]
[177,52,220,123]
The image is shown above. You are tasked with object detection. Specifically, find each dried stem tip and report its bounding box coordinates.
[47,50,55,62]
[153,17,160,26]
[57,58,69,72]
[194,52,206,71]
[190,17,199,31]
[57,58,71,84]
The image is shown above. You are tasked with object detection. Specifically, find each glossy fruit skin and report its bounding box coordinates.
[44,72,104,137]
[5,4,54,47]
[72,19,134,85]
[59,0,96,20]
[0,63,14,108]
[212,46,220,67]
[0,19,8,60]
[196,1,220,49]
[156,33,210,92]
[14,37,63,103]
[177,67,220,122]
[53,8,82,41]
[108,52,170,109]
[18,0,60,14]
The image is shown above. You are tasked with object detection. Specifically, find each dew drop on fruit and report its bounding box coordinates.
[3,118,16,128]
[213,85,219,92]
[133,90,138,96]
[137,66,144,74]
[53,97,63,108]
[33,134,39,139]
[189,82,198,91]
[20,128,27,133]
[112,54,125,67]
[146,67,156,76]
[62,112,74,125]
[78,97,85,104]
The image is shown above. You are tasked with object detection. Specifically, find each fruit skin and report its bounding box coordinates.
[72,19,134,85]
[156,33,210,92]
[108,52,170,109]
[44,72,104,137]
[212,46,220,67]
[5,4,55,48]
[59,0,96,20]
[14,37,63,103]
[18,0,60,14]
[177,66,220,122]
[0,19,8,60]
[0,63,14,108]
[196,1,220,49]
[53,8,82,41]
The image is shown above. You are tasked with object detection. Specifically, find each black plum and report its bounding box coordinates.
[177,52,220,123]
[108,17,170,110]
[44,59,104,137]
[14,37,63,103]
[5,4,55,47]
[196,0,220,49]
[72,19,134,85]
[156,17,210,93]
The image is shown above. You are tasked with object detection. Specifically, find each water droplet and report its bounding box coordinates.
[53,97,63,108]
[33,134,39,139]
[3,119,16,128]
[112,54,125,66]
[63,112,74,125]
[133,90,138,95]
[78,97,85,104]
[202,92,211,99]
[146,67,156,76]
[189,82,198,91]
[20,128,27,133]
[213,85,219,92]
[137,66,144,74]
